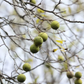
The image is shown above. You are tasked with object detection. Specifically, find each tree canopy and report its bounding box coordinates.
[0,0,84,84]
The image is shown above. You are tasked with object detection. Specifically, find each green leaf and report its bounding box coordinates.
[68,7,71,13]
[56,40,64,44]
[41,14,47,17]
[37,8,44,13]
[61,8,66,14]
[57,44,65,50]
[33,76,39,83]
[24,58,33,63]
[22,34,26,39]
[36,19,40,24]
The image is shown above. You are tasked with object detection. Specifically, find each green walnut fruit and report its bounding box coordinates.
[51,21,60,30]
[30,0,36,4]
[38,32,48,42]
[67,71,74,79]
[75,79,82,84]
[34,36,43,46]
[30,44,39,53]
[17,74,26,82]
[75,72,82,79]
[23,63,31,72]
[58,56,64,61]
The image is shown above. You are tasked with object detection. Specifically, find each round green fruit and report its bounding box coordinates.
[51,21,60,30]
[58,56,64,61]
[30,44,39,53]
[30,0,36,4]
[17,74,26,82]
[75,79,82,84]
[23,63,31,72]
[67,71,74,79]
[39,32,48,42]
[34,36,43,46]
[75,72,82,79]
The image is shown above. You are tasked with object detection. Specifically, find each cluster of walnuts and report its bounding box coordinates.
[30,20,60,54]
[17,0,60,82]
[16,20,60,83]
[30,32,48,53]
[17,63,31,82]
[67,71,82,84]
